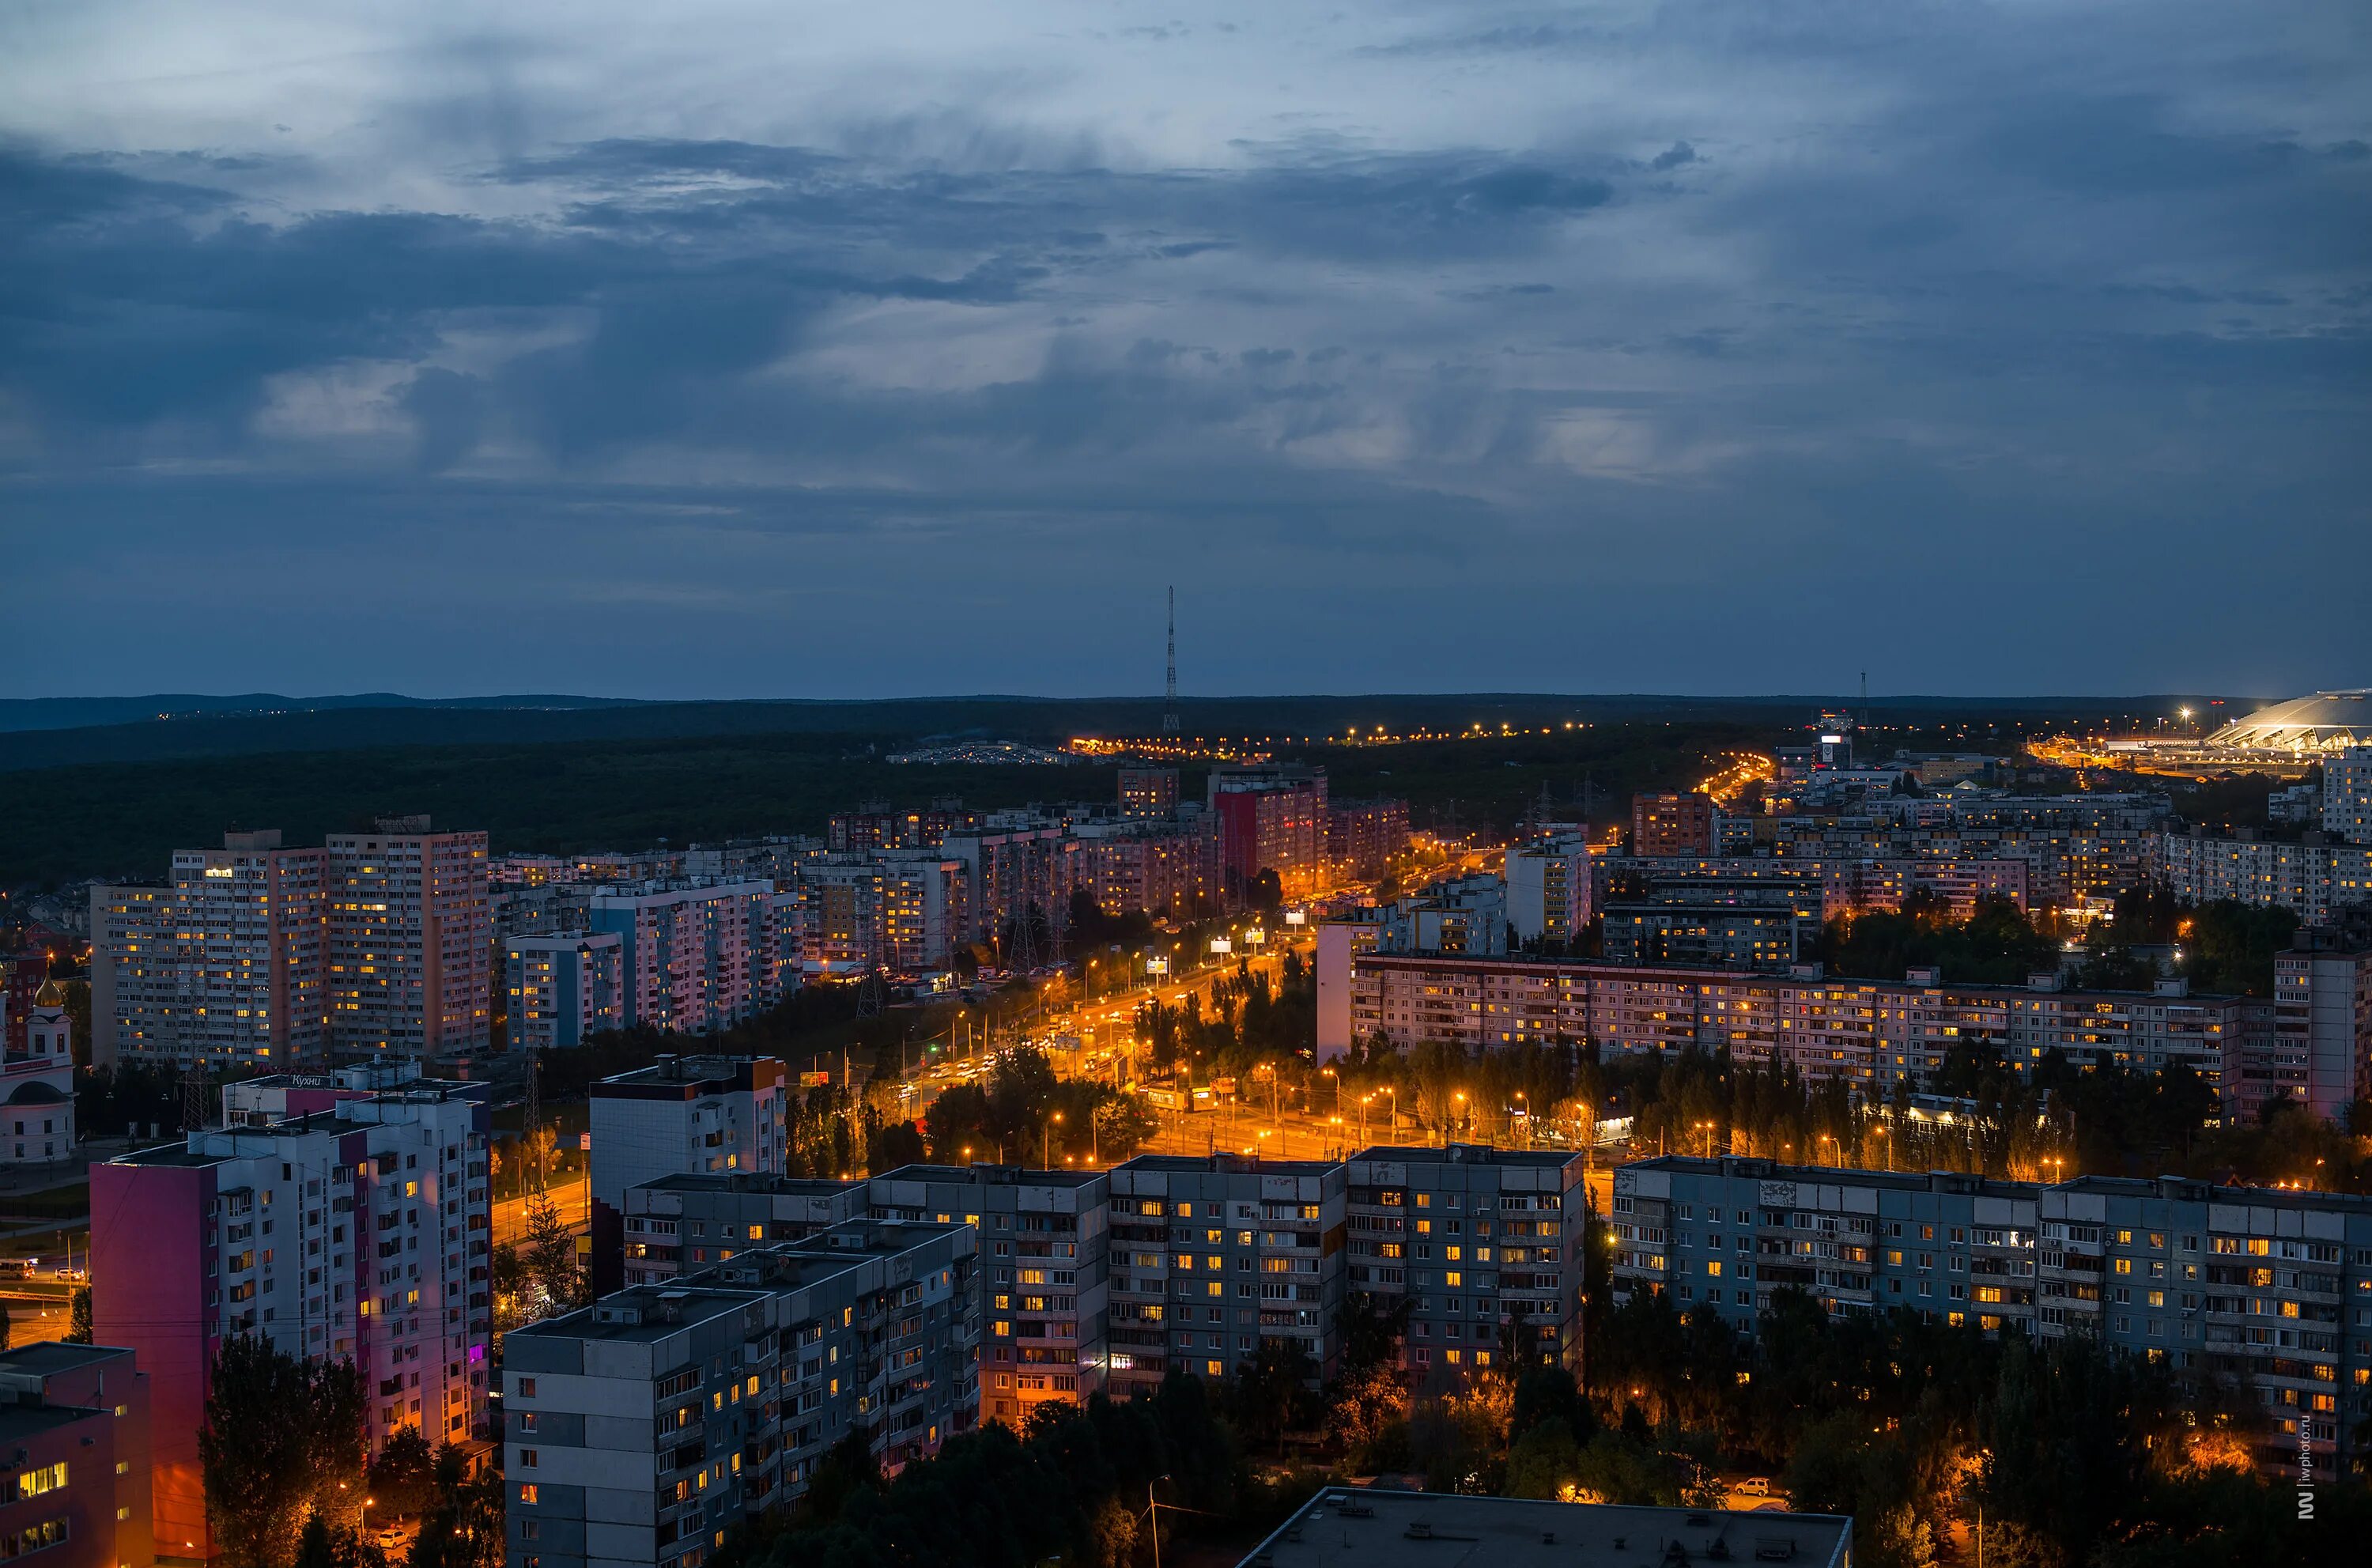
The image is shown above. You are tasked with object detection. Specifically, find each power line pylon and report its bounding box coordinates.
[1162,586,1180,736]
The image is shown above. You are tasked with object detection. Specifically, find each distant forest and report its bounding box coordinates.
[6,717,1779,887]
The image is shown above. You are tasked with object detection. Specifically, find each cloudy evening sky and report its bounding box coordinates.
[2,1,2366,700]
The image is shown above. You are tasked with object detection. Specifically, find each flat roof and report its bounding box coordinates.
[1349,1143,1580,1169]
[872,1162,1107,1188]
[1117,1154,1339,1177]
[0,1401,102,1445]
[636,1173,857,1196]
[1241,1490,1850,1568]
[0,1343,128,1376]
[510,1285,765,1345]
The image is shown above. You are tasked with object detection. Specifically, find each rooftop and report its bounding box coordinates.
[873,1162,1108,1188]
[0,1343,129,1377]
[510,1284,765,1345]
[1240,1490,1850,1568]
[1350,1143,1581,1169]
[1117,1153,1340,1177]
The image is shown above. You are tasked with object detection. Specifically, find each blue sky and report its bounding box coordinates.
[2,2,2366,700]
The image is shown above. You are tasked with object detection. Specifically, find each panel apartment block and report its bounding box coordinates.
[1343,1145,1588,1385]
[1103,1154,1346,1399]
[326,818,491,1058]
[1614,1157,2372,1475]
[503,1222,978,1568]
[92,1071,492,1558]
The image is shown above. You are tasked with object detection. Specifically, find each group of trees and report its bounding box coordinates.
[1814,897,2064,985]
[1134,950,1319,1084]
[1584,1283,2372,1566]
[743,1373,1244,1568]
[202,1337,501,1568]
[922,1046,1158,1167]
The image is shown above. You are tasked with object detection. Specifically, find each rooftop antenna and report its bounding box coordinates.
[1162,586,1180,736]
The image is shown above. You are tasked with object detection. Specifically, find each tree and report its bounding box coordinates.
[202,1336,364,1568]
[0,1300,11,1350]
[293,1516,383,1568]
[64,1287,91,1343]
[523,1193,580,1313]
[1504,1419,1584,1498]
[405,1447,504,1568]
[368,1429,438,1520]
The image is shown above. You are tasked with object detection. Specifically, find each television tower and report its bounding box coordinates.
[1162,586,1180,735]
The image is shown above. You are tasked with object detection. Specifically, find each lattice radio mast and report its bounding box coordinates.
[1162,586,1180,736]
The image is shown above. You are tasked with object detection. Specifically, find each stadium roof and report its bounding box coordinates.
[2206,690,2372,750]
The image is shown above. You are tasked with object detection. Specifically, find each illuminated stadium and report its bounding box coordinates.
[2203,689,2372,751]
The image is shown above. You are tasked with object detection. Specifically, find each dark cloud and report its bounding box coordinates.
[1,0,2366,697]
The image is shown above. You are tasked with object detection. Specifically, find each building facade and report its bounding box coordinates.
[91,1071,493,1557]
[87,829,333,1070]
[1342,1145,1588,1385]
[586,882,781,1033]
[2,980,77,1164]
[1504,830,1592,950]
[1611,1156,2372,1477]
[1319,945,2272,1105]
[325,818,491,1060]
[502,1222,978,1568]
[588,1058,790,1293]
[1631,793,1716,859]
[505,935,625,1052]
[0,1343,154,1568]
[1102,1154,1346,1400]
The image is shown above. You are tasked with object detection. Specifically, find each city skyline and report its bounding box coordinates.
[4,2,2367,699]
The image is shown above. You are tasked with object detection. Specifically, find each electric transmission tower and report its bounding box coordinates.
[1162,586,1180,736]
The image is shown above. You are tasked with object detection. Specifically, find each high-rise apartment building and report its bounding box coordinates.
[504,934,625,1051]
[87,829,330,1069]
[326,818,491,1058]
[91,1068,493,1557]
[1117,767,1180,818]
[620,1173,869,1285]
[867,1166,1109,1426]
[502,1222,979,1568]
[587,882,780,1033]
[1319,943,2271,1102]
[1209,764,1328,905]
[2250,925,2372,1123]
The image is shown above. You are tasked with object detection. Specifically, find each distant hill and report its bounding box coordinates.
[0,691,2226,773]
[0,692,648,734]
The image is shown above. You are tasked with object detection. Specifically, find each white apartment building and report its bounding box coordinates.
[587,882,780,1033]
[587,1056,791,1292]
[92,1068,493,1557]
[2155,831,2372,924]
[504,933,626,1051]
[1505,830,1592,948]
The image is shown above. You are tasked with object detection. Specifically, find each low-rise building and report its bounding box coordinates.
[1239,1490,1853,1568]
[2,980,77,1164]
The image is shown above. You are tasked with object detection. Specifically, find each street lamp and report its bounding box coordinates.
[1045,1111,1064,1168]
